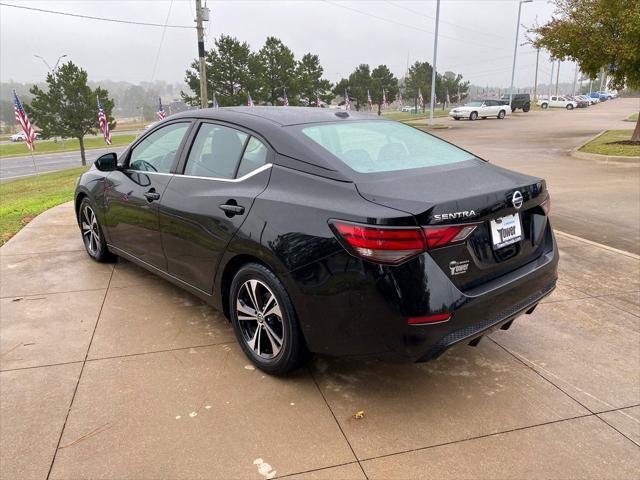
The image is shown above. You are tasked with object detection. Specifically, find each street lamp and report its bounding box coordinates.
[508,0,533,109]
[428,0,441,127]
[34,54,68,73]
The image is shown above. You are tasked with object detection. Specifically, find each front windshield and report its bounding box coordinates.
[301,121,475,174]
[464,101,483,107]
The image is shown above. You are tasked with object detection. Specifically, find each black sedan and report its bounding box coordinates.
[75,107,558,374]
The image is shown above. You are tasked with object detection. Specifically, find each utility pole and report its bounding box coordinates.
[555,60,561,95]
[195,0,209,109]
[508,0,532,109]
[549,60,554,99]
[428,0,441,127]
[599,67,606,92]
[572,62,578,96]
[533,48,540,101]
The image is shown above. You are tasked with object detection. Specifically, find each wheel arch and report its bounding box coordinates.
[74,191,89,224]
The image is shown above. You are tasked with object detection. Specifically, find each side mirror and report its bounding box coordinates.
[95,152,118,172]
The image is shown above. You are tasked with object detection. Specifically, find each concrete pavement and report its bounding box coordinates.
[1,203,638,479]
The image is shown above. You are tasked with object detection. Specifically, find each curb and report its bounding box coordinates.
[569,130,640,164]
[554,230,640,260]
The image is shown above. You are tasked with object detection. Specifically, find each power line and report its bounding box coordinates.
[322,0,510,53]
[150,0,175,82]
[384,0,511,41]
[0,2,194,29]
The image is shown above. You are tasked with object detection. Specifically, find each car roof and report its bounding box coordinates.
[167,106,385,181]
[170,106,378,127]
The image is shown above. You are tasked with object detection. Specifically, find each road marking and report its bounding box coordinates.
[555,229,640,260]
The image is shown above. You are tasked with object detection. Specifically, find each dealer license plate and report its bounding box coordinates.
[490,213,522,249]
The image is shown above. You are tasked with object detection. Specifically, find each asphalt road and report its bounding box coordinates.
[0,146,127,181]
[430,97,640,255]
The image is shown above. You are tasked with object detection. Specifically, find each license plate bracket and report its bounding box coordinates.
[490,213,522,249]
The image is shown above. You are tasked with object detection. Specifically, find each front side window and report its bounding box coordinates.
[129,122,190,173]
[465,101,483,107]
[184,123,248,179]
[301,121,474,174]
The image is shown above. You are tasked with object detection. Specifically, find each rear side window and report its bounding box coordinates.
[301,121,474,173]
[184,123,248,179]
[236,137,268,177]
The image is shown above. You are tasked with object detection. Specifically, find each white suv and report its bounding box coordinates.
[537,96,578,110]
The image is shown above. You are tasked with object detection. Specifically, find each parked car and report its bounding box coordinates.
[9,131,40,142]
[589,92,607,102]
[537,96,578,110]
[75,107,558,374]
[499,93,531,112]
[568,96,589,108]
[449,100,509,120]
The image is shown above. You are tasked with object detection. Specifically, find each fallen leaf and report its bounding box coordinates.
[354,410,365,419]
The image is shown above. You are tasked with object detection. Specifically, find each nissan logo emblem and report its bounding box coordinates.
[512,190,523,209]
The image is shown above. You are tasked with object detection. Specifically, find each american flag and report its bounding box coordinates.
[382,89,388,110]
[97,96,111,145]
[283,89,289,106]
[316,91,321,108]
[446,89,451,107]
[247,92,254,107]
[157,97,166,120]
[13,90,36,151]
[344,90,351,110]
[367,90,372,110]
[398,91,404,111]
[212,93,219,108]
[417,88,424,109]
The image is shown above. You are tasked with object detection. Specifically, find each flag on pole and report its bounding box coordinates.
[344,90,351,110]
[446,89,451,107]
[13,90,36,151]
[457,87,461,106]
[212,92,219,108]
[97,96,111,145]
[397,91,403,111]
[247,92,254,107]
[382,89,388,110]
[367,89,372,111]
[283,89,289,107]
[316,91,321,108]
[417,88,424,109]
[157,97,166,120]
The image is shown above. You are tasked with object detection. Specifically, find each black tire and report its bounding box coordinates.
[78,198,115,262]
[541,103,549,109]
[229,263,308,375]
[566,104,574,110]
[469,111,478,121]
[481,116,487,119]
[511,107,516,113]
[453,117,460,120]
[498,110,506,119]
[523,103,530,112]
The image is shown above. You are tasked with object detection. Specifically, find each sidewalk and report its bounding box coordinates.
[1,203,638,479]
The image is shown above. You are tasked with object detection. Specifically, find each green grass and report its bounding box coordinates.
[0,167,88,245]
[383,110,450,122]
[579,130,640,157]
[626,112,639,122]
[0,134,136,158]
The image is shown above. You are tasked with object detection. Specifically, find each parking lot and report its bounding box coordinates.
[1,100,639,479]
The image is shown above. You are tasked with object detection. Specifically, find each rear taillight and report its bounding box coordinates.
[541,197,551,215]
[330,221,478,265]
[407,312,451,325]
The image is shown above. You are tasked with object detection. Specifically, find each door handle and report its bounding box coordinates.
[219,203,245,216]
[144,189,161,202]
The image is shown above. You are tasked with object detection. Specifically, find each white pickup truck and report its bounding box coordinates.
[537,96,578,110]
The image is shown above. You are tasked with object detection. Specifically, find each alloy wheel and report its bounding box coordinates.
[81,205,100,255]
[236,279,285,359]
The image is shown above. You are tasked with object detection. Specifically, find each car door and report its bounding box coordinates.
[159,121,272,293]
[103,121,192,270]
[486,100,499,116]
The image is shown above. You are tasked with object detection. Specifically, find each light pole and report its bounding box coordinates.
[533,47,540,101]
[34,54,67,73]
[555,60,561,96]
[428,0,441,127]
[572,62,579,96]
[508,0,532,109]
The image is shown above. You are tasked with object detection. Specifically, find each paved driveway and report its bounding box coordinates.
[1,203,638,479]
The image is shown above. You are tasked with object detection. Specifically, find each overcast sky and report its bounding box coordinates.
[1,0,579,89]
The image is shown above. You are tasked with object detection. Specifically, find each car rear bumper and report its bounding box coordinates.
[285,226,558,361]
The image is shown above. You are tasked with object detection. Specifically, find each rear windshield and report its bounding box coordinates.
[301,121,474,173]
